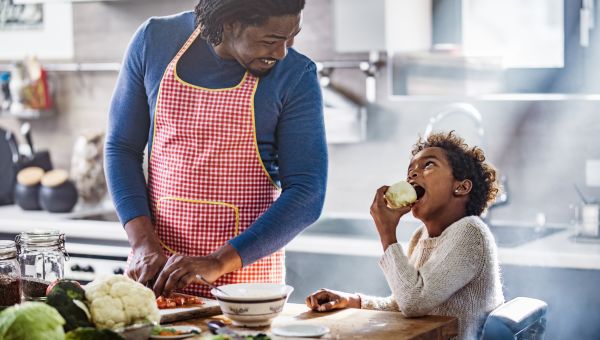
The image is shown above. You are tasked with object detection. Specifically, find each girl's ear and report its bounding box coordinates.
[454,180,472,196]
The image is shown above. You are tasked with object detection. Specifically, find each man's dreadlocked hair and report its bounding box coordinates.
[411,131,500,216]
[194,0,305,46]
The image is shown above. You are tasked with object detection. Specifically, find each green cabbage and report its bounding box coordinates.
[0,302,65,340]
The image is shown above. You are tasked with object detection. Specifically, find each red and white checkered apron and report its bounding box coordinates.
[147,27,284,297]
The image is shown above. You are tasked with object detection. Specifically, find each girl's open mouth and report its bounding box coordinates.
[413,185,425,202]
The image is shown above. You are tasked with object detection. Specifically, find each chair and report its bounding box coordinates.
[481,297,548,340]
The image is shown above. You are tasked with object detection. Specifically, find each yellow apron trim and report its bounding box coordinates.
[159,239,178,255]
[172,27,249,91]
[156,196,241,254]
[250,78,281,190]
[150,27,202,162]
[149,64,171,163]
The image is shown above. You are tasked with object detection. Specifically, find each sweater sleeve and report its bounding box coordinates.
[379,225,485,317]
[104,21,152,225]
[228,62,327,266]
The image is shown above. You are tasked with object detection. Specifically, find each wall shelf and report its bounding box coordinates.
[0,109,56,119]
[0,62,121,73]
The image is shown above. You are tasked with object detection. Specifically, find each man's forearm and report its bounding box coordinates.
[210,243,243,277]
[124,215,162,250]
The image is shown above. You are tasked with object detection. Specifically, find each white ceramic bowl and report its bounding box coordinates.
[211,283,294,327]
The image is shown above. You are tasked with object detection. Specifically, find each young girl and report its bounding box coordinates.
[306,131,504,340]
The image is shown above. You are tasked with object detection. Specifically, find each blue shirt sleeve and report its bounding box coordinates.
[105,22,152,225]
[228,62,328,266]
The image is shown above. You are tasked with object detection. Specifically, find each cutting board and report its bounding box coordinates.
[159,298,221,324]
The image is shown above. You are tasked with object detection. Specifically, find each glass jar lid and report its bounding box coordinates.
[17,229,62,247]
[15,229,69,260]
[0,240,17,260]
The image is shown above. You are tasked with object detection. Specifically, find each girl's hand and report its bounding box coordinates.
[305,288,361,312]
[370,186,412,250]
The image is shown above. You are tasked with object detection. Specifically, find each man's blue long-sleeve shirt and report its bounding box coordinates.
[105,11,327,266]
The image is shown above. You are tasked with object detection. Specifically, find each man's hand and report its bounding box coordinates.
[305,288,361,312]
[153,243,242,297]
[370,186,412,251]
[128,247,167,284]
[124,216,167,285]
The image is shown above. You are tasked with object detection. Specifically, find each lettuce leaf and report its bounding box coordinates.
[0,302,65,340]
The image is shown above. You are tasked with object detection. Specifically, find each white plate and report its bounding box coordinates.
[150,325,201,339]
[272,324,330,338]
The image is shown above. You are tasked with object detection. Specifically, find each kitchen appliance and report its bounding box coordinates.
[0,127,19,206]
[19,122,53,171]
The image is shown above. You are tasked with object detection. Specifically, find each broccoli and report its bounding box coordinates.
[46,280,93,332]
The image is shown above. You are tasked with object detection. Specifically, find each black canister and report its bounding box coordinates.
[39,169,78,213]
[14,167,44,211]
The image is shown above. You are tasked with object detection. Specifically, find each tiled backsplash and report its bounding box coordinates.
[1,0,598,224]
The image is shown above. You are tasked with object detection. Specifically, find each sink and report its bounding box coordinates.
[302,217,420,242]
[488,224,563,248]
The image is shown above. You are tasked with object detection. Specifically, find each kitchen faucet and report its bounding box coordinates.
[424,103,485,150]
[424,103,508,222]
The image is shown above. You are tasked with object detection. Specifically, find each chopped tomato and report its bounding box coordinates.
[156,292,204,309]
[174,296,186,306]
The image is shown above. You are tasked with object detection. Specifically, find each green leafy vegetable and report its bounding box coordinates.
[0,302,65,340]
[46,280,93,331]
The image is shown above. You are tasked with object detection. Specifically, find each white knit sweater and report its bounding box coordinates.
[359,216,504,340]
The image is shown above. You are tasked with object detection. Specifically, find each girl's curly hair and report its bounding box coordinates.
[194,0,305,46]
[411,131,500,216]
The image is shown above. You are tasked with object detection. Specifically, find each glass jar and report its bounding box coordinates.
[0,240,22,308]
[16,229,69,301]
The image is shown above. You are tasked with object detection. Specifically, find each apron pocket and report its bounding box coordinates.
[155,197,240,256]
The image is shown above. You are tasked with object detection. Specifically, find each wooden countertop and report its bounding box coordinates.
[174,303,458,339]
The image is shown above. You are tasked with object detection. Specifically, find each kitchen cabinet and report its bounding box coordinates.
[390,0,600,97]
[332,0,431,53]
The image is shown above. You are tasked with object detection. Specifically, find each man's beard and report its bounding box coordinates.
[247,66,273,77]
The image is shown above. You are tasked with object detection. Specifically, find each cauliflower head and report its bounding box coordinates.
[84,275,160,329]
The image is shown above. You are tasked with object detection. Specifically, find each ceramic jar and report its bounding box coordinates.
[14,167,44,211]
[39,169,78,213]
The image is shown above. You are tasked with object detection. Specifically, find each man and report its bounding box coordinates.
[105,0,327,298]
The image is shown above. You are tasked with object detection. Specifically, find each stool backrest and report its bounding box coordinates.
[481,297,547,340]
